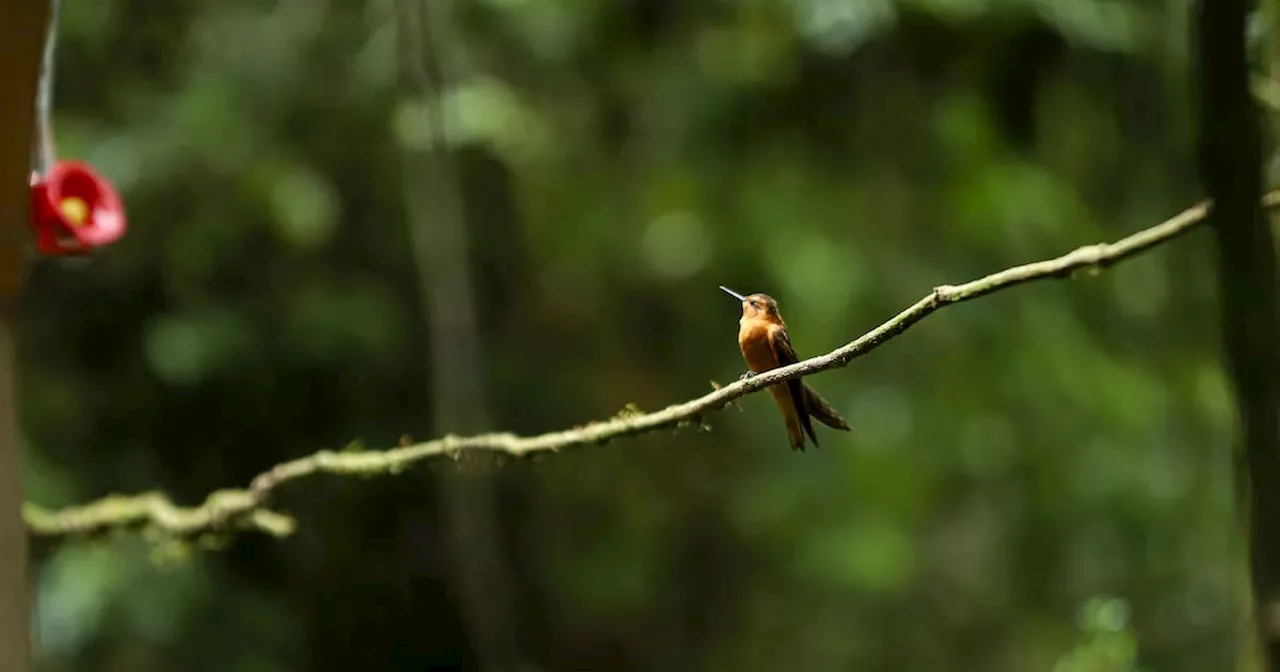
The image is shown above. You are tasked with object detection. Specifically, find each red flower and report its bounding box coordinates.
[29,160,127,256]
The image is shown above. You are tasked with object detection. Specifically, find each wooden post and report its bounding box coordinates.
[0,1,50,670]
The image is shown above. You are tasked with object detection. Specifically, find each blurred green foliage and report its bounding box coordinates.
[18,0,1255,670]
[1053,597,1141,672]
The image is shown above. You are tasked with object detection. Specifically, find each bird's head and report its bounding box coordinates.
[719,286,781,323]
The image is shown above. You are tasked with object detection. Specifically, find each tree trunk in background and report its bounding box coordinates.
[0,316,27,672]
[396,1,524,670]
[0,1,48,671]
[1196,1,1280,669]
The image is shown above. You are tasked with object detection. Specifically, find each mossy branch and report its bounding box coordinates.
[25,193,1279,541]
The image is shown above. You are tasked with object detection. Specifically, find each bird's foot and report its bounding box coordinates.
[739,370,757,381]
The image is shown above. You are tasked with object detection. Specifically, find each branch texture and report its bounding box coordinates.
[24,193,1279,540]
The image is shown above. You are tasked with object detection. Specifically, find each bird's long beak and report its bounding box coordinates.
[719,285,747,301]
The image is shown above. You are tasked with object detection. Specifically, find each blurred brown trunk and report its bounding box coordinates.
[395,1,524,670]
[0,315,27,671]
[0,1,48,670]
[1195,1,1280,670]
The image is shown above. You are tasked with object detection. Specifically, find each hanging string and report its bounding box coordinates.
[33,0,63,176]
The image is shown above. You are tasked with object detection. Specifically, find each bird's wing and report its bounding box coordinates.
[771,326,819,448]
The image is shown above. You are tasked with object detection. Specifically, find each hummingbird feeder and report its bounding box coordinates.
[29,161,127,256]
[26,0,128,258]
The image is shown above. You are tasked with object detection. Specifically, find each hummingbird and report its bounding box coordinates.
[720,286,850,451]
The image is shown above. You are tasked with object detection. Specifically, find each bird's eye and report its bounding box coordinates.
[750,301,759,309]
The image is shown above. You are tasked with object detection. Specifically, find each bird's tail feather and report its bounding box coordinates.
[804,383,850,431]
[785,416,806,452]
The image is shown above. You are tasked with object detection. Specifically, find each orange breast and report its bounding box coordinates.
[738,322,778,373]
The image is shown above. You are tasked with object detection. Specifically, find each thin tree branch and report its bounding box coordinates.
[24,192,1277,541]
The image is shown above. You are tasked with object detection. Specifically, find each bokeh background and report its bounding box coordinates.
[17,0,1253,670]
